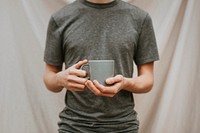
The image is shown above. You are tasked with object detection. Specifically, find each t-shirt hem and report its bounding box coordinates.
[135,56,159,65]
[43,57,63,66]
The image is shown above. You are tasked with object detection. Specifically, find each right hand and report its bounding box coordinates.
[55,59,88,91]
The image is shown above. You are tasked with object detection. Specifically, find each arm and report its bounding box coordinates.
[123,62,154,93]
[43,64,63,92]
[43,60,88,93]
[85,62,154,97]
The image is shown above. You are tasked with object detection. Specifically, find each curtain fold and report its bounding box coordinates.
[0,0,199,133]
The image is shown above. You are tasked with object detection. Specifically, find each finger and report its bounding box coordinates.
[93,80,106,92]
[68,68,87,77]
[106,75,123,85]
[67,87,85,92]
[66,75,88,84]
[105,77,116,85]
[93,80,120,94]
[99,93,115,97]
[85,80,102,96]
[86,80,116,97]
[93,80,115,94]
[74,59,88,69]
[67,82,86,90]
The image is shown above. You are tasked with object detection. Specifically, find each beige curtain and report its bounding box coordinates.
[0,0,199,133]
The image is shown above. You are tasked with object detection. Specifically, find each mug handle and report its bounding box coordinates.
[80,63,90,79]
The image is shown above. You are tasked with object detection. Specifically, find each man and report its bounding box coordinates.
[43,0,159,132]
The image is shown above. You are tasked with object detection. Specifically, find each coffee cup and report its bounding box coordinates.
[81,60,115,86]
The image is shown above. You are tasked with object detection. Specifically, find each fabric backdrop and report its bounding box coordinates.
[0,0,199,133]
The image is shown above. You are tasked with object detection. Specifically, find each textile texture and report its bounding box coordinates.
[0,0,199,133]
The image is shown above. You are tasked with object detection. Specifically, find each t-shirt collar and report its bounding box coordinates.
[80,0,119,9]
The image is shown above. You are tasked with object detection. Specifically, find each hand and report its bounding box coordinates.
[85,75,126,97]
[56,60,88,91]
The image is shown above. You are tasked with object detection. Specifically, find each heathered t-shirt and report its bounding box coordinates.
[44,0,159,132]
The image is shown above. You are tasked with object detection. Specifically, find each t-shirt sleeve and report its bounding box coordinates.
[134,13,159,65]
[44,16,64,66]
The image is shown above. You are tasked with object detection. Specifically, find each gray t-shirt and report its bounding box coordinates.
[44,0,159,132]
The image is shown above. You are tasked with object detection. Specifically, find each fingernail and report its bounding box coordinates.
[106,79,110,83]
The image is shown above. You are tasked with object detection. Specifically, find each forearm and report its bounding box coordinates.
[123,75,153,93]
[43,71,63,93]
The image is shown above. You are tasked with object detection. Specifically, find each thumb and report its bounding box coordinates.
[74,59,88,69]
[106,75,123,85]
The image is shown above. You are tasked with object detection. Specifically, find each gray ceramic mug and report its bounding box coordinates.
[81,60,115,86]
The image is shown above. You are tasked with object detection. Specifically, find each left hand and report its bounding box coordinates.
[85,75,126,97]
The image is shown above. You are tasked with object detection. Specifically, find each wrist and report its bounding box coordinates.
[122,77,129,89]
[122,77,135,91]
[55,72,64,88]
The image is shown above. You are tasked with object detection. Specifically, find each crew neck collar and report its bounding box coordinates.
[80,0,119,9]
